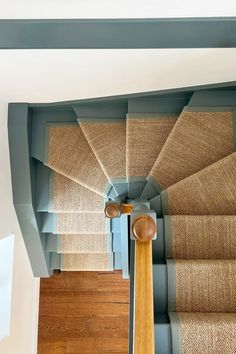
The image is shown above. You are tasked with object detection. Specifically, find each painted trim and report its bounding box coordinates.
[167,259,176,312]
[169,312,182,354]
[161,190,169,215]
[0,18,236,49]
[150,195,162,217]
[164,215,173,259]
[147,175,164,194]
[8,103,52,277]
[188,90,236,107]
[127,113,178,119]
[120,215,129,279]
[184,105,236,112]
[233,110,236,151]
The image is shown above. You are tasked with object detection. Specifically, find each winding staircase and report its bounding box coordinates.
[9,86,236,354]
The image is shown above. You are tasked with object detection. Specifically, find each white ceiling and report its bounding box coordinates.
[0,0,236,19]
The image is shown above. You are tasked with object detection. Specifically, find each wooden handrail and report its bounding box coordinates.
[133,240,155,354]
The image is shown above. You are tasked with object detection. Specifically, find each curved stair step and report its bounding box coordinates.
[79,118,127,194]
[170,312,236,354]
[126,113,177,197]
[127,113,177,178]
[161,152,236,215]
[61,253,113,271]
[43,171,105,213]
[44,123,110,196]
[148,107,236,192]
[164,215,236,259]
[41,212,109,234]
[167,259,236,313]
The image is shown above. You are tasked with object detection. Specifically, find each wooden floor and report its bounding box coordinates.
[38,270,130,354]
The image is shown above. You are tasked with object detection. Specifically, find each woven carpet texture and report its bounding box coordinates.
[162,152,236,215]
[126,115,177,178]
[55,213,108,234]
[165,215,236,259]
[80,120,126,180]
[46,124,109,196]
[177,312,236,354]
[58,234,111,253]
[150,110,234,190]
[51,172,105,213]
[174,260,236,312]
[62,253,113,271]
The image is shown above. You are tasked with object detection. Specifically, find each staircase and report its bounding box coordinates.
[8,87,236,354]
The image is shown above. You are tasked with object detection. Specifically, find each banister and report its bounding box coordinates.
[133,240,155,354]
[132,215,156,354]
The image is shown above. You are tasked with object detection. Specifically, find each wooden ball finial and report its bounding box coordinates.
[132,215,157,242]
[104,203,121,218]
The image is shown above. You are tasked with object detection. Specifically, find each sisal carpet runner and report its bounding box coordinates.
[148,108,235,191]
[61,253,113,271]
[50,172,105,213]
[170,312,236,354]
[44,123,109,196]
[161,152,236,215]
[126,114,177,178]
[57,234,111,253]
[165,215,236,259]
[55,213,108,234]
[79,119,126,182]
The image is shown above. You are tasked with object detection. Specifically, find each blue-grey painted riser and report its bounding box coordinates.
[114,252,122,270]
[154,315,172,354]
[111,218,121,233]
[45,233,121,253]
[150,195,162,217]
[50,252,121,271]
[128,181,147,199]
[73,102,128,119]
[1,18,236,49]
[50,253,61,269]
[141,182,158,200]
[36,163,52,211]
[188,90,236,107]
[107,186,119,200]
[112,233,122,253]
[128,95,191,114]
[153,264,168,314]
[120,215,129,279]
[8,103,52,277]
[153,218,165,262]
[31,108,77,162]
[112,182,129,197]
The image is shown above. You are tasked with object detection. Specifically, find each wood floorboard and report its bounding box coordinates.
[40,290,129,303]
[38,270,130,354]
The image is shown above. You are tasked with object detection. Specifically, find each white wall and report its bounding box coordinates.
[0,47,236,354]
[0,0,236,18]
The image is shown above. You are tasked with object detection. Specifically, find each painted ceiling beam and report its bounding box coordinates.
[0,17,236,49]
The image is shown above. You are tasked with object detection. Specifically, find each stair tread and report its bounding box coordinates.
[79,119,126,182]
[49,171,105,213]
[167,259,236,313]
[149,107,235,191]
[161,152,236,215]
[44,123,110,196]
[170,312,236,354]
[164,215,236,259]
[126,113,177,178]
[61,253,113,271]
